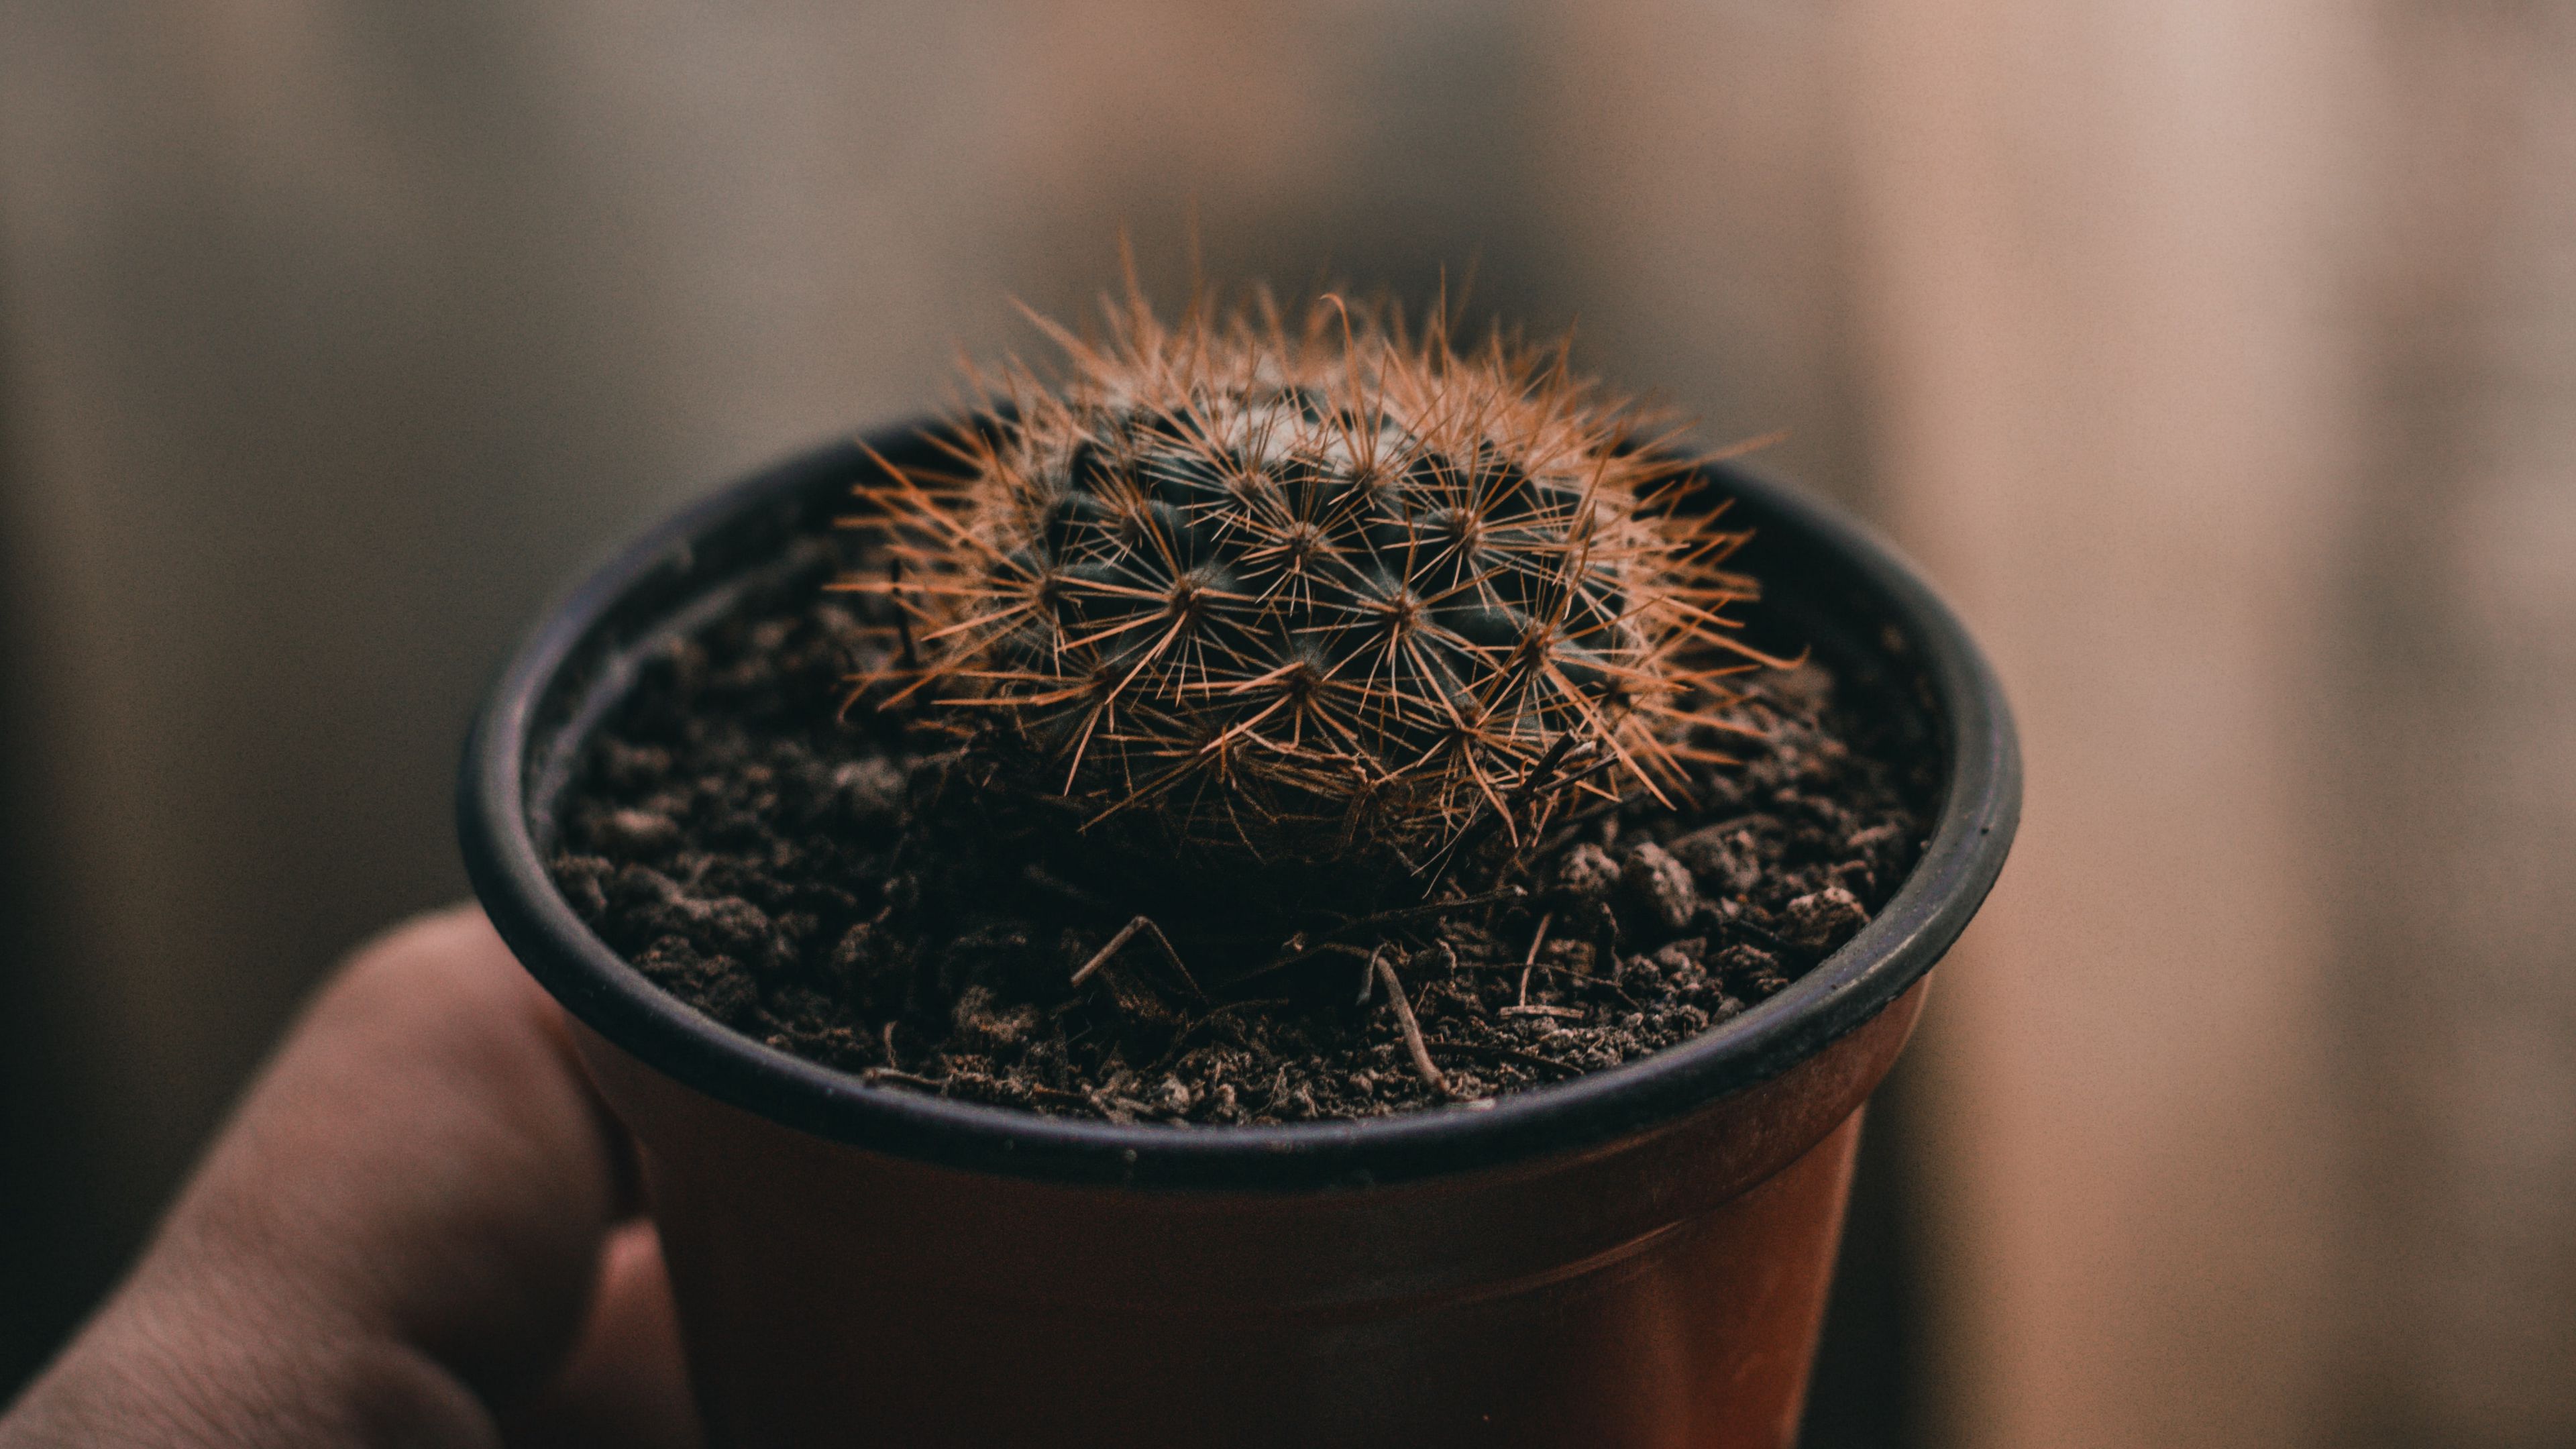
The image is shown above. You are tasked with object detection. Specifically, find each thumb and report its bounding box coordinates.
[2,908,655,1448]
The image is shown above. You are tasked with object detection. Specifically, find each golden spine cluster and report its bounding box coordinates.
[839,286,1780,873]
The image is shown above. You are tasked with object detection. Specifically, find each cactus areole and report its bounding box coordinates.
[841,292,1783,890]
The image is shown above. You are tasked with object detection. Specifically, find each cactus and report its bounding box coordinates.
[840,288,1778,883]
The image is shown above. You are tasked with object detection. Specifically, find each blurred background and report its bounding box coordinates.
[3,1,2572,1444]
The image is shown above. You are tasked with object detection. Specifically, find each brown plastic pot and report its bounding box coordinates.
[460,422,2019,1448]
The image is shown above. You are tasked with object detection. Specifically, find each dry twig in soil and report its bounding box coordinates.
[1518,912,1554,1008]
[1373,948,1460,1102]
[1071,914,1203,999]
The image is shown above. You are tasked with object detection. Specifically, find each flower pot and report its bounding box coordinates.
[459,421,2019,1449]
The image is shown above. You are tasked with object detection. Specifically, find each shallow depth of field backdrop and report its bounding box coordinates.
[4,4,2573,1446]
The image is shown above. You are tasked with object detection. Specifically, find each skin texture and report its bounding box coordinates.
[0,908,700,1449]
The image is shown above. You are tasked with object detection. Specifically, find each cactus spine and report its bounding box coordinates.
[841,288,1776,880]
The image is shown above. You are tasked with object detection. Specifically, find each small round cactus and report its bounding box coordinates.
[843,289,1775,881]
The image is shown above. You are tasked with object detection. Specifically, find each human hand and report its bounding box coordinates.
[0,908,700,1448]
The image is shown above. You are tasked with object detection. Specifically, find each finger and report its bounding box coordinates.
[497,1222,699,1449]
[2,907,663,1448]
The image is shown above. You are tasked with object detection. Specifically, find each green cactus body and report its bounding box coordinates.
[846,293,1772,882]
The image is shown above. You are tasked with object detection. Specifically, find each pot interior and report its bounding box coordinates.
[462,421,2019,1189]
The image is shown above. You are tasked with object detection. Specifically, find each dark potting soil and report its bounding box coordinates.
[549,537,1934,1124]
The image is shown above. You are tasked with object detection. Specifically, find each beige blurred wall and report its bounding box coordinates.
[5,2,2573,1444]
[1847,0,2358,1442]
[2326,5,2576,1441]
[1849,0,2576,1444]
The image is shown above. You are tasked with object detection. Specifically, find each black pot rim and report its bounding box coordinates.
[460,422,2021,1191]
